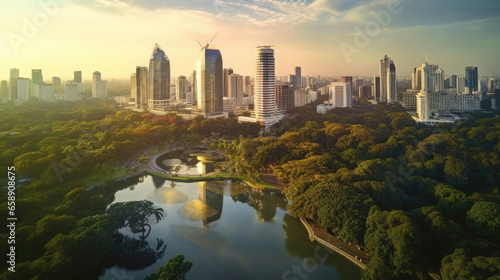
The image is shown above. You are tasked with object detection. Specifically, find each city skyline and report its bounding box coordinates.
[1,0,499,80]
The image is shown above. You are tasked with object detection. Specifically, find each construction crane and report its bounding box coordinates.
[196,32,219,51]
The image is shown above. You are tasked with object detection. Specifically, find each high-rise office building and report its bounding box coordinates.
[197,45,223,115]
[244,76,252,96]
[449,75,457,89]
[434,68,445,92]
[135,66,148,108]
[92,71,107,98]
[149,44,170,110]
[373,76,381,101]
[0,81,7,98]
[254,46,277,127]
[130,73,137,99]
[229,74,244,105]
[9,68,19,100]
[295,66,302,88]
[223,68,233,97]
[329,81,352,108]
[32,69,43,85]
[458,77,466,94]
[465,66,478,94]
[176,75,188,101]
[190,71,197,101]
[488,78,495,93]
[275,81,294,111]
[354,79,364,97]
[17,78,30,101]
[380,55,397,103]
[74,71,82,83]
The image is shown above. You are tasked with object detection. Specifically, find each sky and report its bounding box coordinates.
[1,0,499,81]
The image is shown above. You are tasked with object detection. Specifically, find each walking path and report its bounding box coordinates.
[300,217,370,269]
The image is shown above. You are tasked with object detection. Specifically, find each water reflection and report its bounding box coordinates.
[198,182,223,225]
[170,224,230,249]
[232,189,287,222]
[145,187,188,204]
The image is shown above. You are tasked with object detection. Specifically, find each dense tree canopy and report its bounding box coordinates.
[219,101,500,279]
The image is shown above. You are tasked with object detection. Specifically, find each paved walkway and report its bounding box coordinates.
[301,217,371,269]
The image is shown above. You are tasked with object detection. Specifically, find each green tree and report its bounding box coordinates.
[144,255,193,280]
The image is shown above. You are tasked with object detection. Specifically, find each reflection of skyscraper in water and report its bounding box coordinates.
[198,182,223,224]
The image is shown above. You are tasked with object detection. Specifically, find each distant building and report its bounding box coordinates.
[244,76,252,96]
[457,77,466,94]
[223,68,233,97]
[65,83,80,101]
[402,89,419,110]
[16,78,30,103]
[74,71,82,83]
[380,55,397,103]
[373,76,380,102]
[329,81,352,108]
[149,44,171,110]
[359,85,372,98]
[275,81,294,112]
[130,73,136,100]
[1,81,8,98]
[465,66,478,95]
[176,75,188,102]
[33,84,54,101]
[416,61,480,121]
[354,78,364,97]
[488,78,495,93]
[135,67,149,108]
[92,71,107,98]
[9,68,19,100]
[295,66,302,88]
[32,69,43,85]
[294,89,317,107]
[197,45,223,115]
[229,74,244,105]
[254,46,282,130]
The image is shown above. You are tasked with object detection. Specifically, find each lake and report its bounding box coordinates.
[99,175,361,280]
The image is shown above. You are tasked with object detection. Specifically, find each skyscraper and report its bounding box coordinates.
[74,71,82,83]
[9,68,19,100]
[254,46,276,124]
[465,66,478,94]
[148,44,170,110]
[190,70,197,102]
[0,81,7,98]
[17,78,30,102]
[275,81,294,111]
[449,75,457,89]
[196,45,223,115]
[380,55,397,103]
[92,71,107,98]
[458,77,466,94]
[373,76,380,101]
[136,66,148,108]
[32,69,43,85]
[223,68,233,97]
[176,75,188,101]
[295,66,302,88]
[488,78,495,93]
[229,74,244,105]
[130,73,137,99]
